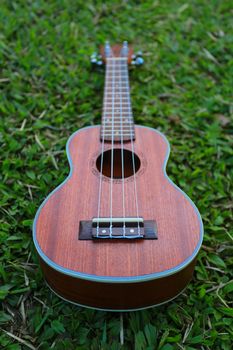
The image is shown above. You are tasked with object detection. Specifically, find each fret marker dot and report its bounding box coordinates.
[130,229,134,233]
[102,230,106,233]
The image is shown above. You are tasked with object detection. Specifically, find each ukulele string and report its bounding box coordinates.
[123,60,140,234]
[96,58,110,236]
[120,58,126,236]
[109,57,116,237]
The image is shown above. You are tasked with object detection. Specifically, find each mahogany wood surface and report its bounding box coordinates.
[35,126,201,279]
[40,257,196,310]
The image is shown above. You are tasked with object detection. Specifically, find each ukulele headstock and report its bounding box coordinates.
[90,41,144,68]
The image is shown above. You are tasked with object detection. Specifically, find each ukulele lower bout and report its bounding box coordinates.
[33,125,203,311]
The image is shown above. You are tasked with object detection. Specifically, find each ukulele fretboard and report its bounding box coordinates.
[101,57,135,142]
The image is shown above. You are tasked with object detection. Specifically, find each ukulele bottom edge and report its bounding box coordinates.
[39,257,196,311]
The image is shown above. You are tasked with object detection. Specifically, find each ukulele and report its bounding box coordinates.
[33,42,203,311]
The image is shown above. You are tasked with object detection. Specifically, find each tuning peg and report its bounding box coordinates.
[121,41,128,57]
[131,51,144,66]
[90,52,103,67]
[135,56,144,65]
[131,56,144,66]
[105,41,112,57]
[90,52,97,63]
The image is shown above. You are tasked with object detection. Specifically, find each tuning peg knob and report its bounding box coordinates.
[135,56,144,65]
[131,51,144,66]
[131,56,144,66]
[90,52,97,63]
[91,52,103,67]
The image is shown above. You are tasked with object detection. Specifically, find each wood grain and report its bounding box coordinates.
[35,126,201,279]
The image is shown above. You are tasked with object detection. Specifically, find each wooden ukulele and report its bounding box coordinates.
[33,42,203,311]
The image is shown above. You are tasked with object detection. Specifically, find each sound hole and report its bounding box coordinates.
[96,149,141,179]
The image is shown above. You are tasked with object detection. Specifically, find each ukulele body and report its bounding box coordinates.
[33,125,203,311]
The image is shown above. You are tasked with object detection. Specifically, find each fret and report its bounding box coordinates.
[103,103,130,106]
[103,103,131,106]
[102,117,133,120]
[102,132,134,135]
[105,81,129,89]
[104,79,129,83]
[102,122,133,125]
[103,102,131,107]
[102,117,133,119]
[103,114,132,116]
[103,116,133,119]
[103,105,131,108]
[102,124,134,127]
[102,116,133,119]
[102,123,133,126]
[104,103,131,106]
[105,89,129,92]
[107,71,128,73]
[104,92,130,96]
[103,122,134,128]
[102,118,132,121]
[104,92,129,95]
[103,114,132,118]
[102,125,133,128]
[103,107,131,110]
[104,93,129,96]
[102,118,133,121]
[103,111,132,113]
[105,74,128,77]
[104,101,130,104]
[103,106,131,108]
[105,95,130,97]
[104,87,129,89]
[103,113,132,115]
[104,97,130,101]
[104,93,130,101]
[103,108,131,110]
[101,129,134,132]
[104,95,130,98]
[101,133,134,137]
[104,88,129,91]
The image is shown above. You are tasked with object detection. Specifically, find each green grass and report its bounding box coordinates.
[0,0,232,349]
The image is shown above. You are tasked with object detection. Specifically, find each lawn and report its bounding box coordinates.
[0,0,232,349]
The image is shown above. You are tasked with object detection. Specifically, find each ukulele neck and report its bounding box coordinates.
[101,57,135,142]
